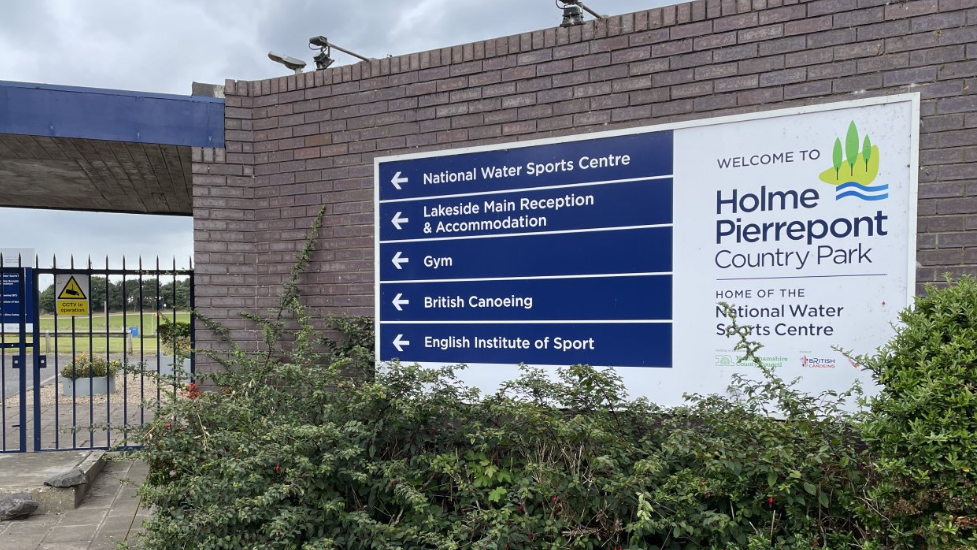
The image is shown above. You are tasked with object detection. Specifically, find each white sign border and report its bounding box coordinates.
[373,93,921,373]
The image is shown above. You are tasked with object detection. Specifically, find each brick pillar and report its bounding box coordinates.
[192,80,258,376]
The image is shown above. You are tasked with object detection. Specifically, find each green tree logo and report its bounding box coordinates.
[820,122,886,201]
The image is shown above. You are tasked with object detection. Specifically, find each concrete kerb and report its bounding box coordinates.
[78,451,107,488]
[0,450,107,514]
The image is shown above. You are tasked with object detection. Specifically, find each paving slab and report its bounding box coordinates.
[0,457,149,550]
[0,450,105,513]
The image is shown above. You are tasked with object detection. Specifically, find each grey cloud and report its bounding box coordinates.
[0,209,192,268]
[0,0,670,265]
[255,0,667,73]
[1,0,670,91]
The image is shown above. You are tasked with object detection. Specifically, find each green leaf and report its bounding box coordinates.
[818,491,830,507]
[767,471,777,487]
[488,486,507,503]
[803,482,817,495]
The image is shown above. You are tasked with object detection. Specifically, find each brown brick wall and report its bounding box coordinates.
[191,142,259,350]
[193,0,977,354]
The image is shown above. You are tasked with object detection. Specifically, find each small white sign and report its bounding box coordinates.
[0,248,34,267]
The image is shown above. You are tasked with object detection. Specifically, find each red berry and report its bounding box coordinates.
[275,464,281,473]
[183,382,202,399]
[552,495,558,503]
[165,422,171,430]
[518,505,524,512]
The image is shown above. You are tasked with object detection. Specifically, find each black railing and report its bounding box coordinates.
[0,254,193,452]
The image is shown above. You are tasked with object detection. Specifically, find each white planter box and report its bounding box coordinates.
[62,376,116,396]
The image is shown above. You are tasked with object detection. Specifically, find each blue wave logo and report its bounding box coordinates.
[818,122,887,201]
[835,182,888,201]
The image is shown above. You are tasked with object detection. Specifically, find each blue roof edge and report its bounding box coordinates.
[0,80,225,104]
[0,80,225,148]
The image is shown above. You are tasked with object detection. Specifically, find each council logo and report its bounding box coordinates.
[817,121,887,201]
[715,355,734,366]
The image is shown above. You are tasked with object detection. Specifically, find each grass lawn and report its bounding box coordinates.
[37,311,190,332]
[1,311,191,355]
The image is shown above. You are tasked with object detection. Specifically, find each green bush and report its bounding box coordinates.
[158,319,191,356]
[60,353,122,380]
[644,371,868,550]
[133,353,869,549]
[858,277,977,549]
[131,292,871,550]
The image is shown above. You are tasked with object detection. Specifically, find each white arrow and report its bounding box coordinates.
[393,334,410,352]
[391,212,409,230]
[391,171,409,190]
[391,251,409,270]
[392,293,410,311]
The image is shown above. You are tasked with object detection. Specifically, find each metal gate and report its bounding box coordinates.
[0,255,194,452]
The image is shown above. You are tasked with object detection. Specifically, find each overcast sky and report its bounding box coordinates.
[0,0,668,268]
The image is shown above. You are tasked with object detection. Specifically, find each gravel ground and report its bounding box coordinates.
[1,372,183,450]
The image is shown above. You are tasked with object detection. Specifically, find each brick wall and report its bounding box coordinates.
[193,0,977,356]
[191,144,258,350]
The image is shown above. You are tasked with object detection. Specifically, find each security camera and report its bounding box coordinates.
[557,0,605,26]
[313,51,335,71]
[267,51,307,74]
[307,35,372,69]
[561,5,585,26]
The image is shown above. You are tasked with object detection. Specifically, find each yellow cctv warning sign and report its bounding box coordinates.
[55,274,90,316]
[58,277,87,300]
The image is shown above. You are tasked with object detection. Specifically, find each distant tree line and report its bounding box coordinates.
[39,277,190,314]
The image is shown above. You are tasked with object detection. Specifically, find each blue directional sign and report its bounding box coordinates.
[376,131,674,368]
[380,275,672,322]
[379,178,673,241]
[380,227,672,281]
[0,269,35,327]
[377,323,672,368]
